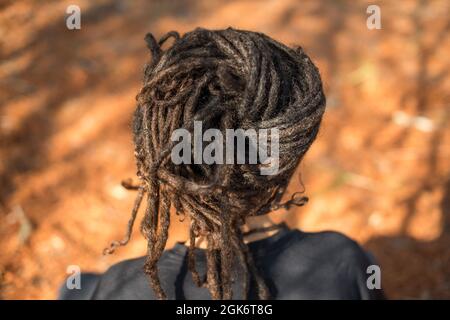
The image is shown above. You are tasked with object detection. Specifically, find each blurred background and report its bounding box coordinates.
[0,0,449,299]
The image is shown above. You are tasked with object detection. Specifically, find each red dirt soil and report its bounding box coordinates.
[0,0,449,299]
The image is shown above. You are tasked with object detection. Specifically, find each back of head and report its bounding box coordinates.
[129,27,325,299]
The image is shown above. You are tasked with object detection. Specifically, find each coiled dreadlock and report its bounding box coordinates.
[104,27,326,300]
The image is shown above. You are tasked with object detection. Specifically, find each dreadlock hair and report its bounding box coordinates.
[104,27,326,300]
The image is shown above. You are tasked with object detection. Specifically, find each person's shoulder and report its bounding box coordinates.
[290,229,359,247]
[283,229,384,299]
[91,248,184,300]
[103,256,146,278]
[289,229,371,264]
[303,229,360,247]
[91,256,148,299]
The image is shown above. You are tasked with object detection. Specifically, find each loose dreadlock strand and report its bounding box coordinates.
[187,222,205,287]
[206,232,222,299]
[218,209,234,300]
[231,228,249,300]
[141,180,165,299]
[236,224,270,300]
[107,27,325,300]
[103,186,145,255]
[143,187,171,300]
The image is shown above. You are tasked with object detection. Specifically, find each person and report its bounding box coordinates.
[60,27,384,300]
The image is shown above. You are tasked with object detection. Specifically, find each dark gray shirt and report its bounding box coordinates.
[61,226,384,300]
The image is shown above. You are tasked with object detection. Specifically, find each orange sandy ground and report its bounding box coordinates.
[0,0,449,299]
